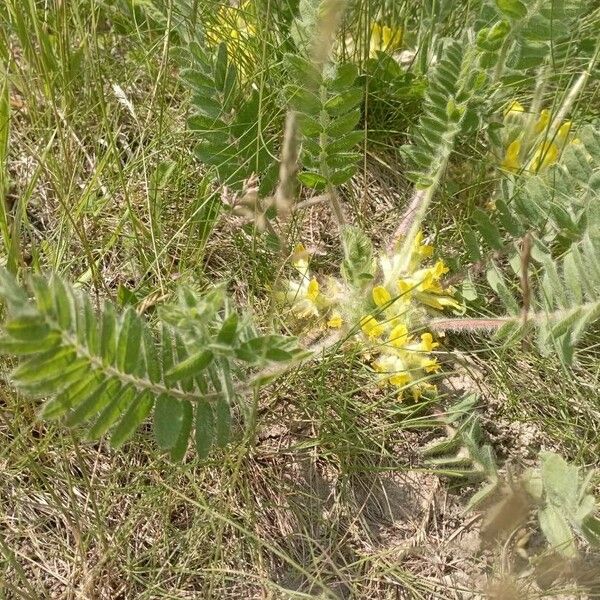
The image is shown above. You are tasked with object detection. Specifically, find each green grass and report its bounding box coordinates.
[1,0,600,598]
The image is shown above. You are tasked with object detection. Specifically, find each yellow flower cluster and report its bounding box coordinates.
[369,22,404,58]
[278,244,342,324]
[358,232,458,398]
[205,0,257,79]
[280,233,460,400]
[342,21,404,60]
[501,101,578,174]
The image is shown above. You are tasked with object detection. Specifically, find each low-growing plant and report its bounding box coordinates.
[0,0,599,542]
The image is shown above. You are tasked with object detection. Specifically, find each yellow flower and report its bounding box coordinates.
[360,315,385,338]
[504,100,525,117]
[327,311,343,329]
[206,0,257,79]
[413,230,434,259]
[388,322,410,348]
[416,293,461,311]
[530,141,559,173]
[373,354,412,387]
[307,278,319,302]
[500,104,579,175]
[390,371,412,386]
[419,333,439,352]
[557,121,572,141]
[420,357,441,373]
[372,285,392,307]
[370,23,403,57]
[396,278,413,297]
[502,139,521,171]
[432,260,449,278]
[533,109,551,134]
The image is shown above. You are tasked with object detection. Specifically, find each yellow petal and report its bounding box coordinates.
[533,109,550,134]
[420,333,439,352]
[502,138,521,171]
[381,24,403,49]
[307,278,319,301]
[417,292,461,311]
[432,259,449,279]
[413,231,434,259]
[390,372,412,386]
[531,141,559,172]
[421,357,441,373]
[372,285,392,307]
[397,279,413,296]
[327,312,343,329]
[369,23,382,56]
[389,323,409,347]
[503,100,524,117]
[417,270,435,292]
[557,121,572,141]
[360,315,385,338]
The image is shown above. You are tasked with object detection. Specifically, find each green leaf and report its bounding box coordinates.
[326,109,361,138]
[154,395,187,450]
[165,349,214,384]
[116,307,143,374]
[65,378,119,426]
[540,451,579,509]
[215,397,231,448]
[582,515,600,546]
[0,332,61,354]
[180,68,214,90]
[88,384,136,439]
[191,94,223,120]
[421,432,462,457]
[77,293,99,355]
[487,264,519,315]
[284,53,321,86]
[341,224,375,288]
[324,88,364,116]
[12,347,77,385]
[110,391,154,448]
[287,86,321,114]
[539,505,578,558]
[496,0,527,19]
[41,372,100,420]
[5,315,50,341]
[195,399,215,459]
[188,114,228,133]
[50,276,75,331]
[466,481,500,511]
[0,267,28,308]
[327,130,364,154]
[216,313,238,346]
[298,171,328,189]
[214,42,228,92]
[297,113,322,136]
[100,302,118,365]
[473,208,503,251]
[169,400,193,461]
[329,165,358,185]
[31,275,55,316]
[236,335,298,363]
[142,328,161,384]
[329,63,359,91]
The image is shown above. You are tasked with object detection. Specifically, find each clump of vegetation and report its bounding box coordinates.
[1,0,599,596]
